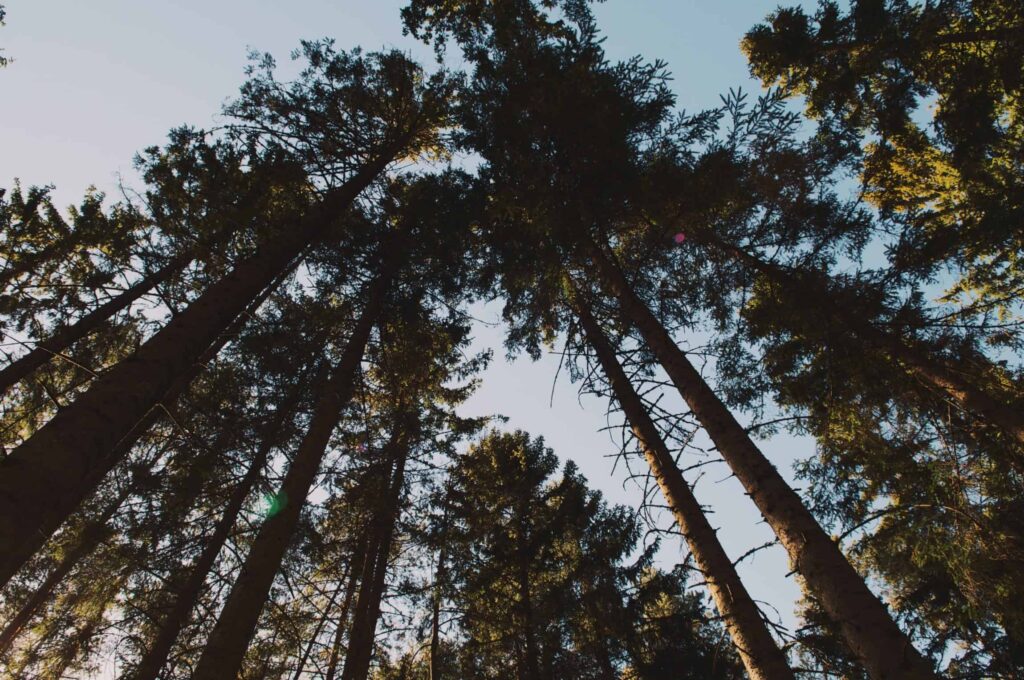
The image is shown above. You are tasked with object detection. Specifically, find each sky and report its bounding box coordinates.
[1,0,826,672]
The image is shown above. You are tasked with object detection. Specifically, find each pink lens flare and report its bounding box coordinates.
[673,232,686,244]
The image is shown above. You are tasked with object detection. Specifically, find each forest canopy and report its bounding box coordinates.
[0,1,1022,678]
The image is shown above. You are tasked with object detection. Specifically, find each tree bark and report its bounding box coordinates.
[341,433,410,680]
[516,558,543,680]
[190,260,398,680]
[0,148,400,583]
[0,446,168,658]
[126,398,298,680]
[0,253,188,397]
[0,255,287,588]
[585,240,939,680]
[571,288,795,680]
[429,534,447,680]
[325,533,371,680]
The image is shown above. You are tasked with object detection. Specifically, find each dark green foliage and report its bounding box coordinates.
[2,1,1023,678]
[424,430,741,680]
[744,0,1024,312]
[0,4,8,69]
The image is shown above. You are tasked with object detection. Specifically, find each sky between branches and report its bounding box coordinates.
[0,0,824,671]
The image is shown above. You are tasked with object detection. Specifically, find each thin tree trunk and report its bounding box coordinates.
[0,146,403,576]
[0,256,287,589]
[429,580,442,680]
[0,254,188,397]
[341,434,410,680]
[571,289,795,680]
[286,432,366,680]
[290,571,349,680]
[585,240,939,680]
[429,532,447,680]
[515,541,542,680]
[698,229,1024,449]
[325,533,371,680]
[190,260,399,680]
[126,397,299,680]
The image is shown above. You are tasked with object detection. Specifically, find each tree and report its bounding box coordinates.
[431,429,742,680]
[403,2,937,676]
[0,4,9,69]
[569,289,793,680]
[190,254,401,680]
[743,0,1024,338]
[0,44,452,585]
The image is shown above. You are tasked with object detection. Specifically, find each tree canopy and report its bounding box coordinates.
[1,1,1022,678]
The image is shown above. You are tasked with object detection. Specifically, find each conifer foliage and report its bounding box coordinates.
[1,0,1022,678]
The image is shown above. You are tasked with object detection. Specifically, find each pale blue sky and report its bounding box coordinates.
[1,0,827,670]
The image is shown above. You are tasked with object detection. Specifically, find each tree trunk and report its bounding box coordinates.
[0,147,402,576]
[325,533,370,680]
[859,324,1024,447]
[190,260,398,680]
[0,256,287,588]
[0,445,169,657]
[585,240,938,680]
[515,541,542,680]
[429,581,442,680]
[571,288,795,680]
[0,253,188,397]
[341,433,410,680]
[126,398,298,680]
[290,572,349,680]
[429,537,447,680]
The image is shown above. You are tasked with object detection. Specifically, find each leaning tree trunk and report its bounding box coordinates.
[0,258,288,588]
[0,443,171,658]
[698,229,1024,449]
[858,323,1024,448]
[571,289,795,680]
[584,240,939,680]
[0,253,188,397]
[290,570,350,680]
[341,432,410,680]
[126,393,300,680]
[325,532,371,680]
[190,260,398,680]
[0,146,402,583]
[0,405,166,590]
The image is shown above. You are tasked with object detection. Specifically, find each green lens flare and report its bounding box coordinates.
[262,491,287,519]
